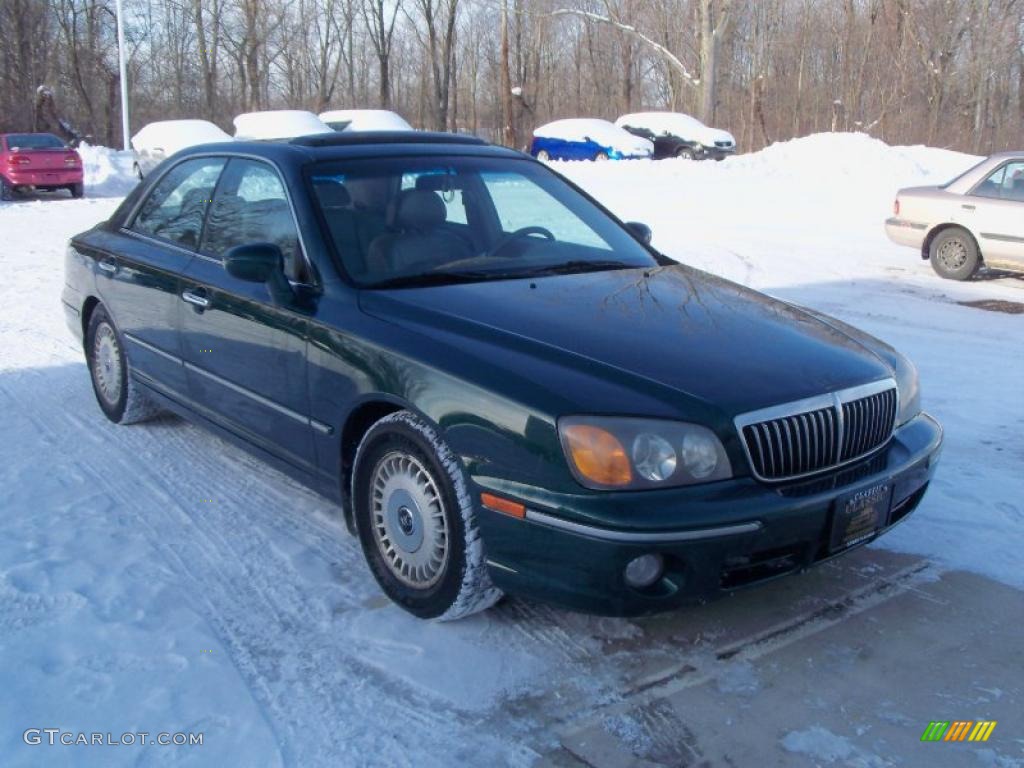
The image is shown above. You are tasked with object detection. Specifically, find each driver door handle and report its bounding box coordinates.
[181,288,210,309]
[97,258,118,274]
[961,204,976,211]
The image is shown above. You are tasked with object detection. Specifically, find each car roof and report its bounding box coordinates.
[176,131,524,165]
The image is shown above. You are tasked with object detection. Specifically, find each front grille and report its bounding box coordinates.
[736,380,897,482]
[714,140,733,147]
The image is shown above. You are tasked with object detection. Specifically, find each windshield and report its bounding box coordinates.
[309,156,658,287]
[6,133,65,150]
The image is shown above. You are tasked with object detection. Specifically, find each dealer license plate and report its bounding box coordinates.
[830,482,892,553]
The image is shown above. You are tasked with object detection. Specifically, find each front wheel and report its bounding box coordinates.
[352,411,502,620]
[929,227,980,280]
[85,305,160,424]
[593,151,609,161]
[675,147,695,161]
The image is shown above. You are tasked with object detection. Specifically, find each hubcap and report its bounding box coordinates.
[938,238,968,271]
[92,323,123,405]
[370,452,449,589]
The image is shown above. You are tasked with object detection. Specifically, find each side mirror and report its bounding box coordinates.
[223,242,294,304]
[625,221,652,245]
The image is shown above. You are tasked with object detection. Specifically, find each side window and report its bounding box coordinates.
[203,159,305,281]
[131,158,225,248]
[973,162,1024,201]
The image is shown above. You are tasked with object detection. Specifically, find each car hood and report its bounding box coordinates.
[359,265,892,417]
[699,127,735,145]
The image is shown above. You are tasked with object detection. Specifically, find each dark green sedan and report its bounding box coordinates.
[62,131,943,620]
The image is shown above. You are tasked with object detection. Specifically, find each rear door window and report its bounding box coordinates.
[972,161,1024,201]
[131,157,225,249]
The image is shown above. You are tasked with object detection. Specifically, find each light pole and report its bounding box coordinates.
[115,0,130,150]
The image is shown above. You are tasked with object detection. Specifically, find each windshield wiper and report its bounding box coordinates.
[497,260,642,278]
[366,270,497,289]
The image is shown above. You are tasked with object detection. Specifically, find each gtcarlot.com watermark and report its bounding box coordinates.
[23,728,203,747]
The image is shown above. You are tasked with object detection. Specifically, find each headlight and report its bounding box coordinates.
[559,416,732,490]
[894,356,921,426]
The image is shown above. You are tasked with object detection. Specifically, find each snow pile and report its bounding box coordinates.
[319,109,413,131]
[77,143,138,197]
[131,119,232,154]
[233,110,331,140]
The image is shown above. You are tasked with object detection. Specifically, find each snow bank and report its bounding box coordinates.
[77,143,138,198]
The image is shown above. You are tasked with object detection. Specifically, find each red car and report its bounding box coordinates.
[1,132,84,200]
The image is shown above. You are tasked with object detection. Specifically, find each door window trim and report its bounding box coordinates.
[124,152,320,289]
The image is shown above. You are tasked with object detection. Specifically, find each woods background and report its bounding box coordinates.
[2,0,1022,153]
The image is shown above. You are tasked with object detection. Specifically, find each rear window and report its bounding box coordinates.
[5,133,65,150]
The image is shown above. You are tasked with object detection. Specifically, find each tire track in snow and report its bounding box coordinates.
[1,364,539,766]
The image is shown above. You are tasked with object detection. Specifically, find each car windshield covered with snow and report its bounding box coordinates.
[5,133,66,150]
[310,155,657,287]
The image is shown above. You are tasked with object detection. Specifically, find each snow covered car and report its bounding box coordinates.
[233,110,333,141]
[616,112,737,161]
[1,132,83,200]
[131,120,232,179]
[530,118,653,161]
[886,152,1024,280]
[62,131,942,620]
[319,109,413,132]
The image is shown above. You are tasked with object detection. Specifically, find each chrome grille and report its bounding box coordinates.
[736,380,897,482]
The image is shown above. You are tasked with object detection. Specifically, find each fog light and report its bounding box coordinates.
[624,553,664,588]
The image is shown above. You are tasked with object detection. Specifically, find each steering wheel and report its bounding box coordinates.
[490,226,555,258]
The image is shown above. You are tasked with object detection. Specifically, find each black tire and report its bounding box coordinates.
[593,151,609,161]
[675,147,695,160]
[69,182,84,199]
[929,227,980,281]
[352,411,502,620]
[535,149,551,162]
[714,155,726,162]
[85,305,160,424]
[0,175,13,201]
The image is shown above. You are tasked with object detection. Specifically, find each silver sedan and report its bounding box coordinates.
[885,151,1024,280]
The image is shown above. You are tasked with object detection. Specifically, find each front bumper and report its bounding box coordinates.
[703,146,736,160]
[476,412,942,616]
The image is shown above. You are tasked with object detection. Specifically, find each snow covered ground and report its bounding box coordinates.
[1,134,1021,767]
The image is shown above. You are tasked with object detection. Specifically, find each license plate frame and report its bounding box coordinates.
[829,481,893,553]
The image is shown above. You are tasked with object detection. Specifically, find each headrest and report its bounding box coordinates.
[392,189,446,230]
[346,176,390,211]
[315,181,352,208]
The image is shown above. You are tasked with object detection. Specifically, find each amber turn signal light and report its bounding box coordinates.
[561,424,633,487]
[481,492,526,519]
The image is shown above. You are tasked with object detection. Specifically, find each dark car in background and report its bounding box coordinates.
[1,132,83,200]
[616,112,737,161]
[62,131,941,620]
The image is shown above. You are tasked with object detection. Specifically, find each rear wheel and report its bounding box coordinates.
[929,227,980,280]
[675,147,695,161]
[85,305,160,424]
[352,411,502,620]
[593,151,609,161]
[69,182,84,199]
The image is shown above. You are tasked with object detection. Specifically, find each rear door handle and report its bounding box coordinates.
[97,258,117,274]
[181,288,210,309]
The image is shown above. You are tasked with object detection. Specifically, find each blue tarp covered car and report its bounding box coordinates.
[530,118,653,161]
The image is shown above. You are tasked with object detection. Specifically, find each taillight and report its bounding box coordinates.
[64,153,80,166]
[893,198,900,216]
[7,155,30,165]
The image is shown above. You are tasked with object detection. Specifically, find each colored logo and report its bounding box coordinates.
[921,721,996,742]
